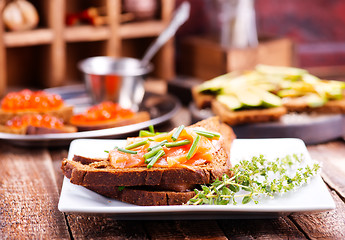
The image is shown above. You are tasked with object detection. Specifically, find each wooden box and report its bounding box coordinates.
[179,37,296,80]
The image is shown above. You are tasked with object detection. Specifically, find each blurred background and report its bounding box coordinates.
[0,0,344,95]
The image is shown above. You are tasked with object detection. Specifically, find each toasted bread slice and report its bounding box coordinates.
[0,124,77,135]
[192,86,215,109]
[71,111,150,131]
[283,97,345,114]
[61,117,235,188]
[85,185,196,206]
[0,105,74,125]
[211,100,287,126]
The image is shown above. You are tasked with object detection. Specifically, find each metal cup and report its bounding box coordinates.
[78,56,153,110]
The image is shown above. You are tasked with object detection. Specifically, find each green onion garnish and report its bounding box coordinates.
[194,129,221,139]
[147,149,165,169]
[125,140,148,150]
[149,125,155,133]
[117,147,137,154]
[148,140,168,151]
[186,135,200,160]
[139,130,156,137]
[171,125,185,141]
[118,186,125,191]
[104,150,109,153]
[144,146,163,162]
[165,139,191,148]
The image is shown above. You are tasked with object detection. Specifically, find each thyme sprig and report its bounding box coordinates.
[187,154,320,205]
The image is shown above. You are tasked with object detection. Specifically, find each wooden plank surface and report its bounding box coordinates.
[144,220,228,239]
[218,217,306,239]
[308,141,345,199]
[290,191,345,239]
[0,144,70,239]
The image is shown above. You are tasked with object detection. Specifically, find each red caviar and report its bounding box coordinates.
[1,89,64,112]
[6,114,64,129]
[70,101,135,125]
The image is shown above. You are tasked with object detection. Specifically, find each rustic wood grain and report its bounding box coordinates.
[49,147,69,193]
[0,144,70,239]
[218,217,306,239]
[307,141,345,199]
[66,216,148,239]
[144,220,227,239]
[290,191,345,239]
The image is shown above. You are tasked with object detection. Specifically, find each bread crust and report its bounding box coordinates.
[0,105,74,125]
[85,185,196,206]
[0,124,77,135]
[71,111,150,131]
[283,97,345,114]
[211,100,287,126]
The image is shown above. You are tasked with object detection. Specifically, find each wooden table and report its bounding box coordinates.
[1,107,345,239]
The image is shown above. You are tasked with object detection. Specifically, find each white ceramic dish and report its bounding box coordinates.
[58,138,335,220]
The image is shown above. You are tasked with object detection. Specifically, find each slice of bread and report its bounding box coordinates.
[0,105,74,125]
[283,97,345,114]
[192,86,214,109]
[212,100,287,126]
[70,111,150,131]
[193,86,287,125]
[0,124,77,135]
[61,117,235,205]
[85,185,196,206]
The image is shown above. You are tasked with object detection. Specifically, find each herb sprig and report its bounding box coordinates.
[187,154,320,205]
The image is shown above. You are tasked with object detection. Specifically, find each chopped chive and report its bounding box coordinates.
[125,140,148,150]
[139,130,156,137]
[144,146,163,162]
[117,147,137,154]
[155,132,168,135]
[104,150,109,153]
[165,139,191,148]
[186,135,200,160]
[149,125,155,133]
[194,129,221,139]
[118,186,125,191]
[148,140,168,151]
[171,125,185,141]
[147,149,165,169]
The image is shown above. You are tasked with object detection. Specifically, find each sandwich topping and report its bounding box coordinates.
[1,89,64,112]
[70,101,135,125]
[108,125,222,169]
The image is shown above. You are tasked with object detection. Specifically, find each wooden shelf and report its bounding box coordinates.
[4,29,54,47]
[119,20,166,39]
[0,0,176,95]
[64,26,111,42]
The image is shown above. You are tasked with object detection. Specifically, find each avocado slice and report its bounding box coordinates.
[305,94,326,108]
[235,90,262,107]
[217,95,242,110]
[256,64,307,77]
[261,91,282,107]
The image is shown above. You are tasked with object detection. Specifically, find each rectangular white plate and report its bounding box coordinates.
[58,138,335,220]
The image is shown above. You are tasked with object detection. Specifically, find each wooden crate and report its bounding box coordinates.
[179,36,296,80]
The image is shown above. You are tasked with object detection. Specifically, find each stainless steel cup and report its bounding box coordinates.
[78,56,153,110]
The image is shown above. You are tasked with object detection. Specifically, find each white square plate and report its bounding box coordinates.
[58,138,335,220]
